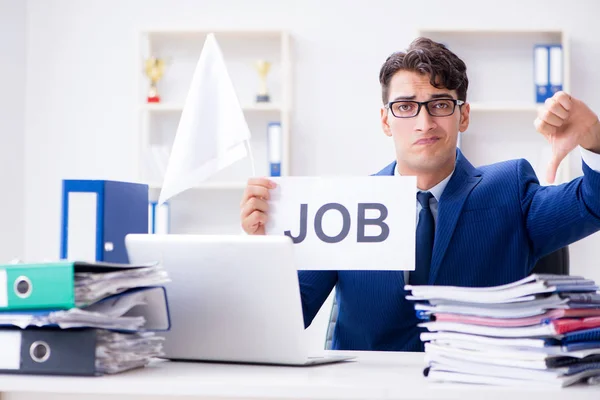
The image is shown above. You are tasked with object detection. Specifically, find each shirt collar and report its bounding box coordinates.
[394,164,454,202]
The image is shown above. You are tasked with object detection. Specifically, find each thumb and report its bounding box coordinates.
[546,153,562,184]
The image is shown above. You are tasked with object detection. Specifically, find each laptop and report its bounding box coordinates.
[125,234,354,366]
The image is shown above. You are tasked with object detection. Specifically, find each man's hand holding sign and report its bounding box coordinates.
[241,176,416,270]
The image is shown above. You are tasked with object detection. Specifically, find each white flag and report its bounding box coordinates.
[159,33,252,204]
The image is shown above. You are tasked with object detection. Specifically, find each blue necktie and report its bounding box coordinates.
[409,191,435,285]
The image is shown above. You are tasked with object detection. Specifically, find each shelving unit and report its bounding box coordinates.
[136,29,293,190]
[417,29,571,185]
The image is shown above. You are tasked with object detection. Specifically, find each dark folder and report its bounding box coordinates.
[0,328,97,376]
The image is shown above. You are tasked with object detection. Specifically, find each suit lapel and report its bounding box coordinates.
[428,150,482,284]
[374,153,481,285]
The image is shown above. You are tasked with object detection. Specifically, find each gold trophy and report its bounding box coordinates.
[254,60,272,103]
[144,57,165,103]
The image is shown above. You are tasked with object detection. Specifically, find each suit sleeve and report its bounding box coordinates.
[518,158,600,259]
[297,271,338,328]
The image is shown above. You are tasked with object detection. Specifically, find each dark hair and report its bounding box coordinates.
[379,37,468,104]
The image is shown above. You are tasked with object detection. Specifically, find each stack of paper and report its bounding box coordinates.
[406,274,600,387]
[96,330,165,374]
[0,286,169,331]
[74,262,169,306]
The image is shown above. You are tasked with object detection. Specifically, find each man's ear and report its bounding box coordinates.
[381,107,392,137]
[459,102,470,132]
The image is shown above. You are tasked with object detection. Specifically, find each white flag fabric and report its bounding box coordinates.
[159,33,252,204]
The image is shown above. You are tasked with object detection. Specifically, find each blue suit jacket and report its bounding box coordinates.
[298,149,600,352]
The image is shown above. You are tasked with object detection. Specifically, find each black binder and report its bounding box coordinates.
[0,328,97,376]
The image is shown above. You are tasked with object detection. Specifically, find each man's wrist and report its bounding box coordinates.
[581,119,600,154]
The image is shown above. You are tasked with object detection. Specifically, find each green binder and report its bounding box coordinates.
[0,261,153,311]
[0,262,75,310]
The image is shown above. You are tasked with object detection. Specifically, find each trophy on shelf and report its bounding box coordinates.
[254,60,271,103]
[144,56,165,103]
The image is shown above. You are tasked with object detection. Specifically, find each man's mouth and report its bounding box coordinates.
[414,137,440,145]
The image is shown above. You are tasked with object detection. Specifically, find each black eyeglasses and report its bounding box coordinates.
[385,98,465,118]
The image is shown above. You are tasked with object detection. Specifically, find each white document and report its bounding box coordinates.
[424,342,550,369]
[427,355,564,381]
[420,331,550,349]
[419,321,557,338]
[427,368,596,388]
[428,338,600,359]
[265,176,416,270]
[407,274,593,303]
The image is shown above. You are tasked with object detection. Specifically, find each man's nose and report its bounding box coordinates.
[414,106,436,132]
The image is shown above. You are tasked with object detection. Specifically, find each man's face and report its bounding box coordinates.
[381,70,470,174]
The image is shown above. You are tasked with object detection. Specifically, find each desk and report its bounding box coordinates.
[0,351,599,400]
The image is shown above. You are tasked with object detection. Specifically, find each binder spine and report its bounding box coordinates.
[549,45,563,96]
[267,122,282,177]
[534,45,550,104]
[0,328,97,376]
[149,201,170,234]
[2,263,74,310]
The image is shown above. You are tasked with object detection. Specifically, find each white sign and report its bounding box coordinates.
[266,176,416,271]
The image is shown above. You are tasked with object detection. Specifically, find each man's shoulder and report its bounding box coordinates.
[478,158,535,178]
[372,160,397,176]
[371,158,533,177]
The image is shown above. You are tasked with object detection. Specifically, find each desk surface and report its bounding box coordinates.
[0,351,599,400]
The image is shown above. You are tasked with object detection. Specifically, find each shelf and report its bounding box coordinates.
[469,102,540,112]
[142,29,287,39]
[418,28,564,35]
[417,27,571,184]
[149,181,247,191]
[140,103,283,113]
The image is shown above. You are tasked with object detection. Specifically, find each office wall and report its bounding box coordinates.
[0,0,26,263]
[23,0,600,280]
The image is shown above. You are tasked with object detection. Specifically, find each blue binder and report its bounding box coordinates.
[534,44,563,103]
[267,122,282,177]
[148,201,170,234]
[548,44,563,96]
[0,286,171,332]
[60,180,148,263]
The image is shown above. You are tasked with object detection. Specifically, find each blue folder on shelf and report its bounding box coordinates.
[534,44,563,103]
[267,122,282,177]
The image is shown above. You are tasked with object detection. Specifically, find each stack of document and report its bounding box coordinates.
[75,261,169,306]
[96,330,165,374]
[406,274,600,387]
[0,261,171,375]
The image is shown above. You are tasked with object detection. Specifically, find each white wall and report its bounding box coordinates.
[23,0,600,281]
[0,0,26,262]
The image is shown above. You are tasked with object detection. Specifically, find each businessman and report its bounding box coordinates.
[239,37,600,352]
